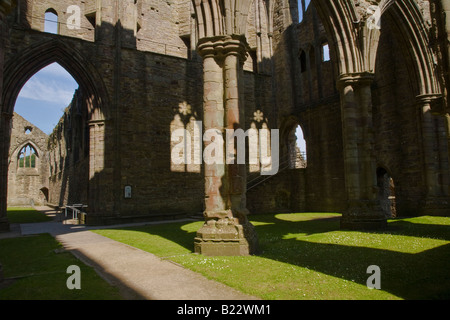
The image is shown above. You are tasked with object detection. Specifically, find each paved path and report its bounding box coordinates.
[1,207,258,300]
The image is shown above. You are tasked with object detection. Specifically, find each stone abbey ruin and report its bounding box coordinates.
[0,0,449,255]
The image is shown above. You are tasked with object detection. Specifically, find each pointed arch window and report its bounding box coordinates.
[18,144,38,168]
[298,0,312,22]
[289,125,307,169]
[322,43,330,62]
[44,9,59,34]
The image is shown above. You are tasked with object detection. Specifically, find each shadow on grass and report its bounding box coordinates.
[0,234,123,300]
[6,207,53,224]
[105,214,450,300]
[251,214,450,299]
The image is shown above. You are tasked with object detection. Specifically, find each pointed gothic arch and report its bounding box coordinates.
[12,140,41,163]
[1,38,112,221]
[17,143,38,168]
[384,1,440,96]
[311,0,440,95]
[2,38,110,121]
[191,0,440,94]
[193,0,254,38]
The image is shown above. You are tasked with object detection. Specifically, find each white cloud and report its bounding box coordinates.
[14,63,79,134]
[39,63,75,81]
[18,63,78,105]
[18,76,76,105]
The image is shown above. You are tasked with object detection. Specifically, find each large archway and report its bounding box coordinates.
[311,0,446,223]
[0,39,111,228]
[376,167,396,218]
[2,39,109,119]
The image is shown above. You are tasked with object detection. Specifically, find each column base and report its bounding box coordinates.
[194,218,259,256]
[340,200,387,230]
[0,218,10,233]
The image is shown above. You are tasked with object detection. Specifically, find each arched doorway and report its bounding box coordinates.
[1,40,110,224]
[377,167,396,218]
[13,62,82,209]
[287,124,307,169]
[15,62,79,135]
[40,187,49,204]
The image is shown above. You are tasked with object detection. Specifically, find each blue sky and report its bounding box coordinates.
[14,63,79,135]
[296,126,307,156]
[14,12,78,135]
[299,0,312,22]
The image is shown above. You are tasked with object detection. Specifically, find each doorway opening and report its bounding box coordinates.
[377,167,396,218]
[288,124,307,169]
[9,62,86,210]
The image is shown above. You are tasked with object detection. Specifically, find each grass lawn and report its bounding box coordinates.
[94,213,450,300]
[6,207,53,224]
[0,234,123,300]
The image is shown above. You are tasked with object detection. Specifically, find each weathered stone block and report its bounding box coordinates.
[195,218,258,256]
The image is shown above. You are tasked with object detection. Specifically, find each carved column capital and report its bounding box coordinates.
[416,93,443,103]
[337,72,375,90]
[416,93,445,115]
[197,34,249,63]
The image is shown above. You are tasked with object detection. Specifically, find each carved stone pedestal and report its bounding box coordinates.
[195,216,259,256]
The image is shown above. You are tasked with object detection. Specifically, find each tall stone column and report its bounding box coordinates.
[223,37,249,218]
[195,35,258,256]
[419,95,440,196]
[0,113,11,232]
[418,94,450,215]
[0,0,13,232]
[338,72,386,230]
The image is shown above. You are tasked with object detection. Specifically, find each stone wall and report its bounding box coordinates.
[287,4,346,213]
[247,169,306,215]
[21,0,191,59]
[295,5,337,106]
[114,51,205,220]
[47,89,89,208]
[300,99,347,213]
[7,113,49,206]
[371,15,424,216]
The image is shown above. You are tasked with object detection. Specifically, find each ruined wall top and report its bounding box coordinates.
[9,0,195,58]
